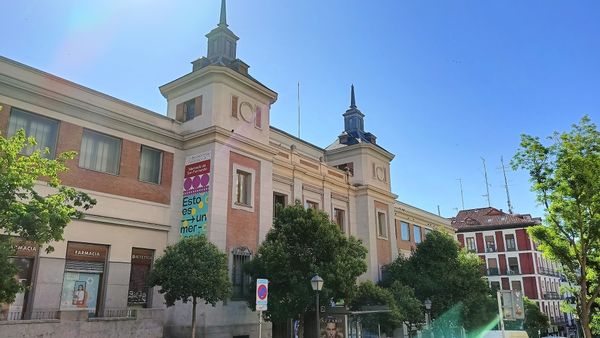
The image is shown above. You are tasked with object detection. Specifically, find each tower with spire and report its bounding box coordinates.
[339,85,377,145]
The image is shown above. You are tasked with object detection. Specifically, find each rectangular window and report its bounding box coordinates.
[508,257,520,274]
[505,234,516,251]
[232,249,251,299]
[466,237,477,252]
[490,281,501,292]
[377,212,388,238]
[127,248,154,307]
[79,129,122,175]
[8,108,59,158]
[138,146,162,184]
[401,222,410,241]
[485,235,496,252]
[235,170,252,206]
[511,280,522,291]
[183,97,200,121]
[413,225,422,244]
[334,208,345,232]
[424,228,432,238]
[273,193,287,218]
[306,200,319,210]
[487,258,498,275]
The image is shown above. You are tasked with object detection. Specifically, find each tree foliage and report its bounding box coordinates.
[0,130,96,303]
[382,231,497,332]
[523,298,549,338]
[244,203,368,327]
[512,116,600,337]
[348,281,402,335]
[389,281,424,335]
[149,236,231,338]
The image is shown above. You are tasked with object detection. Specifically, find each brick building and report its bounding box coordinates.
[453,207,575,335]
[0,1,452,337]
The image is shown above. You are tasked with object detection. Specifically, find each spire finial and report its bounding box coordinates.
[350,84,356,108]
[219,0,228,27]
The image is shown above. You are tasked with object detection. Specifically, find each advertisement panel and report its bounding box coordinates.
[180,152,211,237]
[59,272,101,316]
[320,315,345,338]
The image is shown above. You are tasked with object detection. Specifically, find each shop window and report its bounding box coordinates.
[60,242,108,317]
[8,107,59,158]
[128,248,154,307]
[139,146,163,184]
[231,247,252,300]
[79,129,122,175]
[0,239,37,321]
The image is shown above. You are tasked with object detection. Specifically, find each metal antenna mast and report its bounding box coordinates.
[500,156,514,213]
[481,157,491,207]
[297,82,301,138]
[457,178,465,210]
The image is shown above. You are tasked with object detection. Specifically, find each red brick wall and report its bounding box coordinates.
[495,231,505,252]
[2,111,173,204]
[226,152,261,254]
[476,233,484,253]
[375,201,392,268]
[516,229,531,250]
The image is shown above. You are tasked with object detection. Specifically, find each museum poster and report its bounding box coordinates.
[180,152,211,237]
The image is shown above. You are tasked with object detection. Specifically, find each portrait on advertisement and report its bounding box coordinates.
[321,315,345,338]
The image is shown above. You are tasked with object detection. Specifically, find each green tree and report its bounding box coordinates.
[348,281,402,336]
[148,236,231,338]
[523,298,549,338]
[389,281,424,337]
[244,203,367,335]
[0,130,95,304]
[512,116,600,338]
[382,231,497,332]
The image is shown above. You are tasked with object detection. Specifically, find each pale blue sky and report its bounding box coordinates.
[2,1,599,218]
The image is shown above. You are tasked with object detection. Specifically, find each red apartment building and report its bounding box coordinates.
[453,207,575,336]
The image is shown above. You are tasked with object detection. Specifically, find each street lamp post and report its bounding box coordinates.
[424,299,432,337]
[311,275,324,338]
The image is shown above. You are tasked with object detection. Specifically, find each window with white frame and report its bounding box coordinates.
[485,235,496,252]
[79,129,122,175]
[235,169,252,206]
[505,234,516,251]
[466,237,477,252]
[8,108,59,158]
[138,146,162,184]
[377,211,387,239]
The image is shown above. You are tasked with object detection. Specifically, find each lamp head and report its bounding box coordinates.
[311,274,324,291]
[424,299,432,310]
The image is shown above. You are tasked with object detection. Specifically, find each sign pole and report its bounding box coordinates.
[497,291,506,338]
[258,311,262,338]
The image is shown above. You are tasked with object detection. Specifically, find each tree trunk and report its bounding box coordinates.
[191,297,197,338]
[580,305,592,338]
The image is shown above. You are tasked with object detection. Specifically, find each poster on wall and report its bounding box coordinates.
[59,272,101,316]
[180,152,211,237]
[320,315,346,338]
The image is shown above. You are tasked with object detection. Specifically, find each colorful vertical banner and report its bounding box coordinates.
[180,152,211,237]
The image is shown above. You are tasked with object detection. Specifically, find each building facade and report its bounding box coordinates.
[453,207,575,336]
[0,1,453,337]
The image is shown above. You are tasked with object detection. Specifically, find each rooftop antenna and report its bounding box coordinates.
[437,205,441,216]
[500,156,514,213]
[481,157,491,207]
[297,81,301,138]
[457,178,465,210]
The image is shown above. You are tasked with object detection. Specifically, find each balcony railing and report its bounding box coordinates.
[503,268,521,275]
[486,268,500,276]
[0,309,60,321]
[486,246,497,253]
[543,291,562,300]
[539,267,561,277]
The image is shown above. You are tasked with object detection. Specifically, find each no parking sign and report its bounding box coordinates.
[256,279,268,311]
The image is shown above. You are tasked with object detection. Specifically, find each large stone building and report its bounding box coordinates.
[453,207,575,336]
[0,1,452,337]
